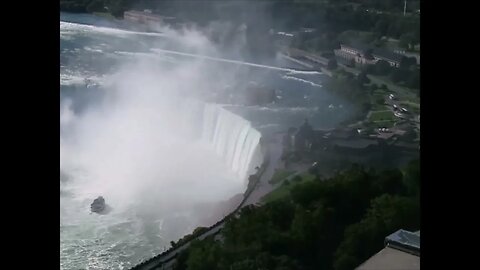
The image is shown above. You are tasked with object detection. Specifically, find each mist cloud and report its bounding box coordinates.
[60,24,252,217]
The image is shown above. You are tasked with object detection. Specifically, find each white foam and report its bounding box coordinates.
[281,75,322,87]
[286,70,323,75]
[60,21,166,38]
[84,46,103,53]
[151,48,295,72]
[60,72,105,86]
[114,51,176,63]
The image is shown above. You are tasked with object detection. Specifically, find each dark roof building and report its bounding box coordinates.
[385,229,420,256]
[372,48,404,65]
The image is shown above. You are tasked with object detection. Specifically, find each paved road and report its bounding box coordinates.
[243,134,284,206]
[134,222,226,270]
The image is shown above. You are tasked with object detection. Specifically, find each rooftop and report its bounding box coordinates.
[341,43,404,63]
[355,246,420,270]
[372,48,404,63]
[385,229,420,255]
[356,229,420,270]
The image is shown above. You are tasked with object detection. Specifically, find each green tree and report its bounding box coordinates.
[292,175,302,182]
[86,0,106,13]
[400,56,417,69]
[399,33,417,51]
[374,60,391,75]
[403,159,420,197]
[376,96,385,105]
[403,129,417,141]
[374,169,406,195]
[185,238,222,270]
[390,68,410,83]
[373,18,389,37]
[175,163,420,270]
[357,71,370,85]
[407,70,420,89]
[105,0,132,17]
[327,59,338,70]
[333,194,420,270]
[363,64,374,74]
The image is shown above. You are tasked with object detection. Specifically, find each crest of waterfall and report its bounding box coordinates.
[178,99,264,181]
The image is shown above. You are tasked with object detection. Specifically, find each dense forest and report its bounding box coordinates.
[173,160,420,270]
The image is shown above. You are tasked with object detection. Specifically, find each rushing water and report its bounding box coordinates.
[60,12,352,269]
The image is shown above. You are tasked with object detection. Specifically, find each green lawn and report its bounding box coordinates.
[339,66,418,104]
[268,169,296,185]
[262,173,316,203]
[370,92,389,111]
[368,75,418,101]
[369,110,394,122]
[372,104,388,111]
[370,120,395,128]
[400,101,421,114]
[384,39,400,50]
[93,12,116,20]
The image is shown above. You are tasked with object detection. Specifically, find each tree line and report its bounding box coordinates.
[173,159,420,270]
[60,0,134,17]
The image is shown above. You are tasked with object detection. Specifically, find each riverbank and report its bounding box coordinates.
[92,12,116,20]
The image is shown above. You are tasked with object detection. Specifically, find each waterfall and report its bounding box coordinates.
[177,100,264,181]
[201,103,264,181]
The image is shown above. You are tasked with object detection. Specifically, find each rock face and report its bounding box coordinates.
[90,196,106,214]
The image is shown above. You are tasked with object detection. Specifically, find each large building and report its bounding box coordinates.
[123,10,176,29]
[334,43,405,67]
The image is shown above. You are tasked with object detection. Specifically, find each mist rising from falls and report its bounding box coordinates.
[60,69,265,269]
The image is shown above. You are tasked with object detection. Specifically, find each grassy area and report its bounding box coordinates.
[370,120,395,128]
[384,39,400,50]
[400,101,421,114]
[268,169,296,185]
[369,110,394,122]
[93,12,116,20]
[262,173,316,203]
[340,66,419,104]
[368,75,418,101]
[370,91,389,111]
[372,103,389,111]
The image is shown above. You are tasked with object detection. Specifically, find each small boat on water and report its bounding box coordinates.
[91,196,106,214]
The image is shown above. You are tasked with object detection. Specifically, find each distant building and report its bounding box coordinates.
[335,43,404,67]
[394,50,420,65]
[356,229,420,270]
[123,10,176,29]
